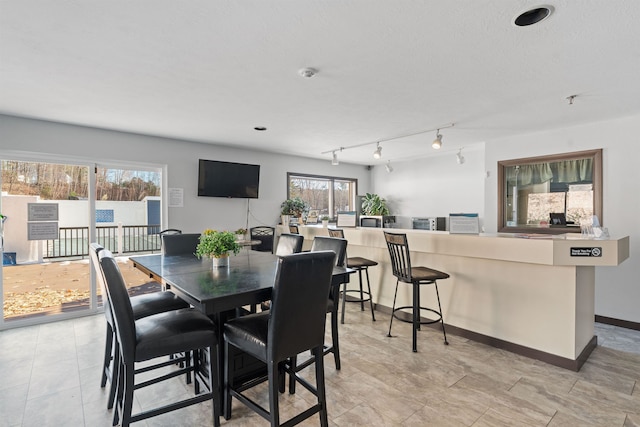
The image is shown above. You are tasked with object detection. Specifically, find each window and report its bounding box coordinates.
[498,149,602,233]
[287,173,357,219]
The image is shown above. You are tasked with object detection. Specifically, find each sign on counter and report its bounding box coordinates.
[571,247,602,257]
[449,213,480,234]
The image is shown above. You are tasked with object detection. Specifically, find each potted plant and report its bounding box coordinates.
[321,216,330,227]
[361,192,390,216]
[195,229,241,268]
[280,197,307,225]
[234,228,248,241]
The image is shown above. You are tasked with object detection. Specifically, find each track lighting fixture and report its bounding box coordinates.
[456,148,465,165]
[432,130,443,149]
[322,122,454,160]
[373,142,382,159]
[385,160,394,173]
[331,150,339,166]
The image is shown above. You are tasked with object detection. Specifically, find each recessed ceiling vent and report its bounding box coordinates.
[514,6,553,26]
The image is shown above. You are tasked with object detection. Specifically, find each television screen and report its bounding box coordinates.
[197,159,260,198]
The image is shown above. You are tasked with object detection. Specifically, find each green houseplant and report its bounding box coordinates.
[280,197,307,225]
[361,193,390,216]
[195,230,241,267]
[280,197,307,217]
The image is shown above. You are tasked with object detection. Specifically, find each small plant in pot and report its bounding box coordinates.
[361,192,390,216]
[234,228,248,240]
[321,216,330,227]
[280,197,307,225]
[195,229,241,268]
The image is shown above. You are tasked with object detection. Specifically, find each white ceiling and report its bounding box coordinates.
[2,1,640,165]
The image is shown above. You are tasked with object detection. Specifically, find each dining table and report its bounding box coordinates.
[129,249,354,419]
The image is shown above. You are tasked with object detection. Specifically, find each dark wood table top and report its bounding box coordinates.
[130,251,352,316]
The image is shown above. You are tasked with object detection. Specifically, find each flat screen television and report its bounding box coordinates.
[197,159,260,198]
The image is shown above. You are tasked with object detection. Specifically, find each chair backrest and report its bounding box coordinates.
[162,233,201,255]
[159,228,182,235]
[250,226,275,252]
[310,236,347,267]
[99,249,137,361]
[288,225,299,234]
[90,242,113,326]
[275,233,304,256]
[327,228,345,239]
[384,232,413,283]
[268,251,336,362]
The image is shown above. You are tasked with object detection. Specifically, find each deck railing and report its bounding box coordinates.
[45,224,163,259]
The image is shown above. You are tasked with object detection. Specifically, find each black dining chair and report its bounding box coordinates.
[287,236,347,395]
[384,231,450,352]
[260,233,305,312]
[161,233,201,255]
[250,226,275,252]
[223,251,336,427]
[327,228,377,323]
[89,243,190,410]
[99,249,221,427]
[275,233,304,256]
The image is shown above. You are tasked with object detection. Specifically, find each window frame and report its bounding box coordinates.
[497,149,603,234]
[286,172,358,219]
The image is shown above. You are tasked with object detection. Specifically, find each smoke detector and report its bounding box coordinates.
[298,67,318,78]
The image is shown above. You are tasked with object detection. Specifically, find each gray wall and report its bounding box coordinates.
[0,114,372,233]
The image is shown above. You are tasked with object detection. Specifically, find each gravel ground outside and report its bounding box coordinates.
[2,257,154,319]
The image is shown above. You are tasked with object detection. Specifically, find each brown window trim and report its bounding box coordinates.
[497,149,602,234]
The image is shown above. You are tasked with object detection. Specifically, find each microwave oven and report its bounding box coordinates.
[360,215,396,228]
[412,217,446,231]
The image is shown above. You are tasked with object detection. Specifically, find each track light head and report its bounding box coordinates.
[373,142,382,159]
[432,131,442,149]
[385,160,394,173]
[331,151,339,166]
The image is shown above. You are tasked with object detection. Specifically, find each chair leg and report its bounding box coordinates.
[434,282,449,345]
[101,324,113,388]
[113,355,124,426]
[268,361,280,427]
[364,267,376,321]
[340,282,347,324]
[387,279,400,337]
[288,355,297,394]
[121,362,135,427]
[107,340,119,410]
[413,283,419,352]
[313,347,329,427]
[331,309,341,370]
[358,268,365,311]
[223,341,233,420]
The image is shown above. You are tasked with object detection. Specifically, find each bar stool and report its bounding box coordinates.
[384,231,450,352]
[328,228,377,323]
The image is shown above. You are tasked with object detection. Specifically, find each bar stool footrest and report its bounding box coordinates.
[391,305,442,325]
[341,289,372,303]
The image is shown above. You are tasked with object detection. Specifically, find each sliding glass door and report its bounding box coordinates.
[1,158,165,329]
[93,165,164,309]
[1,159,92,326]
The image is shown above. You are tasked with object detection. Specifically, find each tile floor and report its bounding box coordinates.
[1,308,640,426]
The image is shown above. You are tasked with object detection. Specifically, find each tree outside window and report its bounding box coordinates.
[287,173,357,219]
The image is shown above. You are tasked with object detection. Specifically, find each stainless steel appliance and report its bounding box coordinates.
[412,217,446,231]
[360,215,396,228]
